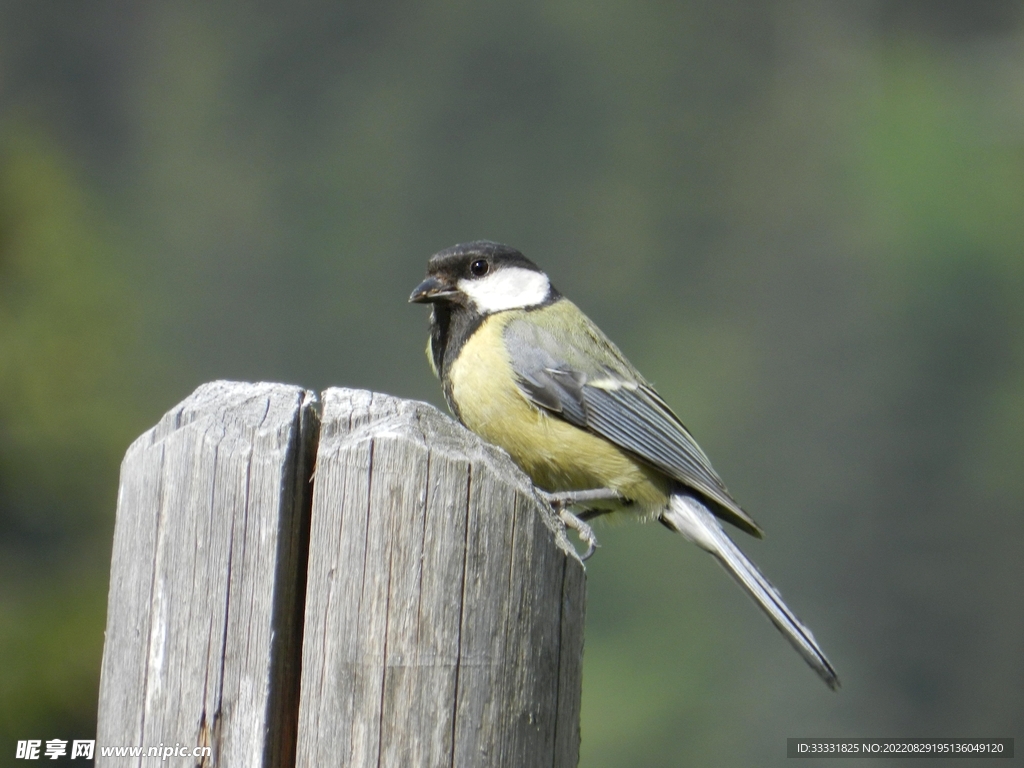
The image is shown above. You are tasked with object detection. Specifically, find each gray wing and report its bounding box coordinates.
[505,310,762,537]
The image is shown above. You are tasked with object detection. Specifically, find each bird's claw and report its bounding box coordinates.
[539,488,621,561]
[557,509,600,561]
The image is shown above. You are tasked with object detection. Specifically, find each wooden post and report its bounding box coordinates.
[96,382,319,767]
[295,388,586,768]
[96,382,586,768]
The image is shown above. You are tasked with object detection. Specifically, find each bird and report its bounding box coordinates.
[410,240,839,690]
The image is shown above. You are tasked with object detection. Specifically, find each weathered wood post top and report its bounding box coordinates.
[97,381,586,768]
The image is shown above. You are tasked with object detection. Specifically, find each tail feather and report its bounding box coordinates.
[660,491,840,690]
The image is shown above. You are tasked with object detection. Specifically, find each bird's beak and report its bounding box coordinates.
[409,276,456,303]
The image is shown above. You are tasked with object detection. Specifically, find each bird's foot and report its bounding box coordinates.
[558,509,600,561]
[539,488,623,561]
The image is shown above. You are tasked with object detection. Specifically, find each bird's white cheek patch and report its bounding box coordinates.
[458,267,551,313]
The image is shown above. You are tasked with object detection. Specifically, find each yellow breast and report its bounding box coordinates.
[447,313,669,515]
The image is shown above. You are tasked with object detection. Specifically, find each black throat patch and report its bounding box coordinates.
[430,302,484,418]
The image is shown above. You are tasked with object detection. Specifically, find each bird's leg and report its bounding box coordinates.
[538,488,623,561]
[542,488,625,507]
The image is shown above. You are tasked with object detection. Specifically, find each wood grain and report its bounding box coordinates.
[97,383,585,767]
[96,381,319,767]
[295,388,585,768]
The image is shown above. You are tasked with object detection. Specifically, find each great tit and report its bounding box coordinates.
[410,240,839,690]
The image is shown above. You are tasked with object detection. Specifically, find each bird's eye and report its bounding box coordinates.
[470,259,489,277]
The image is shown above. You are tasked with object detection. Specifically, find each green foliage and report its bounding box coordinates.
[0,571,105,751]
[0,125,154,761]
[0,128,144,532]
[856,44,1024,274]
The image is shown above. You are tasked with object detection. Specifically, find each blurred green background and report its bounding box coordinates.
[2,1,1022,765]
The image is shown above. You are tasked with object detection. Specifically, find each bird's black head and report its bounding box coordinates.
[409,241,559,315]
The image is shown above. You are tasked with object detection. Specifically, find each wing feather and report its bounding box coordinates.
[505,307,762,536]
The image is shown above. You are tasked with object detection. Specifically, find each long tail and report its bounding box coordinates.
[660,491,840,690]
